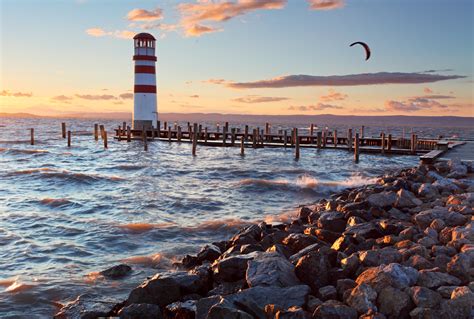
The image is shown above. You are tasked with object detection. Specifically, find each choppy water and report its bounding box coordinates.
[0,116,451,318]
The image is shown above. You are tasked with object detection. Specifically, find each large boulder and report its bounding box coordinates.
[118,303,163,319]
[246,252,300,288]
[312,300,357,319]
[317,212,347,233]
[376,286,413,318]
[439,286,474,319]
[414,207,449,229]
[447,253,472,283]
[294,251,331,292]
[54,293,116,319]
[100,264,132,279]
[213,252,259,282]
[417,183,439,199]
[345,283,378,314]
[408,286,442,308]
[394,189,422,208]
[126,271,210,307]
[416,270,461,288]
[367,192,397,208]
[355,263,419,293]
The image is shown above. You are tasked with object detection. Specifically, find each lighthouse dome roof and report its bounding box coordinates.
[133,33,156,41]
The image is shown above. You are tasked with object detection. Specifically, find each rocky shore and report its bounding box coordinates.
[56,160,474,319]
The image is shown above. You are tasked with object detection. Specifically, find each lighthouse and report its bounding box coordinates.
[133,33,158,130]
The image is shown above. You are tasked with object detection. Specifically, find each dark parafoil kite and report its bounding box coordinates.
[350,41,371,61]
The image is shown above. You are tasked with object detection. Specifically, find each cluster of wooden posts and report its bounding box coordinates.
[112,121,445,163]
[24,121,447,163]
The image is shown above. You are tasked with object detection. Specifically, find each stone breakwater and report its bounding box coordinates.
[55,160,474,319]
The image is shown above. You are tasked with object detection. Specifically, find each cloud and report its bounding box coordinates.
[385,97,449,112]
[211,72,466,89]
[75,94,117,100]
[190,94,200,98]
[127,8,163,21]
[423,69,453,73]
[0,90,33,97]
[185,24,222,36]
[51,95,73,103]
[178,0,286,37]
[233,95,289,103]
[308,0,344,10]
[86,28,134,39]
[423,87,433,94]
[320,89,347,102]
[419,94,455,99]
[288,103,343,111]
[119,93,133,99]
[140,22,178,32]
[351,107,386,113]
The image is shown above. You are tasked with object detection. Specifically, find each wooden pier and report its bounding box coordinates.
[112,122,459,159]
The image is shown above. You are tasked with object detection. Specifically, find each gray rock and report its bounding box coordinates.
[409,307,440,319]
[377,286,413,319]
[395,189,422,208]
[282,233,320,253]
[436,286,459,298]
[196,295,222,319]
[100,264,132,279]
[164,300,196,319]
[312,300,358,319]
[447,253,472,283]
[346,283,378,314]
[439,286,473,319]
[225,285,311,309]
[408,286,442,308]
[417,270,461,288]
[294,251,331,291]
[274,306,311,319]
[317,211,347,233]
[318,285,337,301]
[447,160,468,179]
[246,252,300,288]
[414,207,449,229]
[355,263,419,293]
[367,191,397,208]
[418,183,439,199]
[213,252,259,282]
[118,303,162,319]
[207,298,253,319]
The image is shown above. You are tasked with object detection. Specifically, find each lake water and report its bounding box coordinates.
[1,116,465,317]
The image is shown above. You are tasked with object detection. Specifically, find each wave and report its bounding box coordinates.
[0,147,49,155]
[1,277,36,293]
[39,198,75,208]
[6,168,125,183]
[237,173,376,191]
[122,252,177,268]
[118,222,176,233]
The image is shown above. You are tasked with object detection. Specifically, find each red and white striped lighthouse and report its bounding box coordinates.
[133,33,158,130]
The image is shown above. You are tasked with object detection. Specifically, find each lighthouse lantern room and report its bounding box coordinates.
[133,33,158,130]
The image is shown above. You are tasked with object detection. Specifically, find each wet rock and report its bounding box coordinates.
[417,270,461,288]
[118,303,163,319]
[207,280,245,297]
[163,300,195,319]
[289,243,321,263]
[299,206,313,223]
[367,191,397,208]
[213,252,259,282]
[331,235,358,254]
[100,264,132,279]
[312,300,358,319]
[308,228,340,244]
[283,233,320,253]
[318,285,337,301]
[267,244,293,259]
[54,293,116,319]
[207,298,253,319]
[246,252,300,288]
[240,243,263,254]
[231,224,262,246]
[346,283,378,314]
[197,244,221,263]
[126,271,210,307]
[317,211,347,233]
[355,263,419,293]
[395,189,422,208]
[294,252,330,292]
[408,286,442,308]
[377,286,412,319]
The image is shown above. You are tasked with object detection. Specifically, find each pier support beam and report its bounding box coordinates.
[30,128,34,145]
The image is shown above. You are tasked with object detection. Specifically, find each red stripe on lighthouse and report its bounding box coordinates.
[134,85,157,93]
[133,55,157,61]
[135,66,156,74]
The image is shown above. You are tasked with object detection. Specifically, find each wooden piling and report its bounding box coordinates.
[244,125,249,141]
[354,133,360,163]
[294,128,300,160]
[388,134,392,153]
[252,129,257,148]
[204,127,208,143]
[122,122,126,131]
[99,125,105,140]
[284,130,288,148]
[94,124,99,141]
[177,126,182,142]
[168,126,172,142]
[216,123,220,133]
[117,126,122,141]
[224,122,229,132]
[157,121,161,133]
[310,124,314,136]
[240,137,245,156]
[381,132,385,154]
[30,128,34,145]
[317,131,322,149]
[361,126,365,139]
[192,123,198,156]
[67,130,71,147]
[231,128,236,145]
[222,127,227,146]
[265,123,270,135]
[143,131,147,151]
[348,129,352,151]
[61,122,66,138]
[103,130,108,149]
[334,130,338,148]
[164,122,168,130]
[127,126,131,142]
[322,130,327,148]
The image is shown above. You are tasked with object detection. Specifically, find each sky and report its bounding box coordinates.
[0,0,473,117]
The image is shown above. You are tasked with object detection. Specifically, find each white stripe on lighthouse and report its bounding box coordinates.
[134,60,156,66]
[134,73,156,86]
